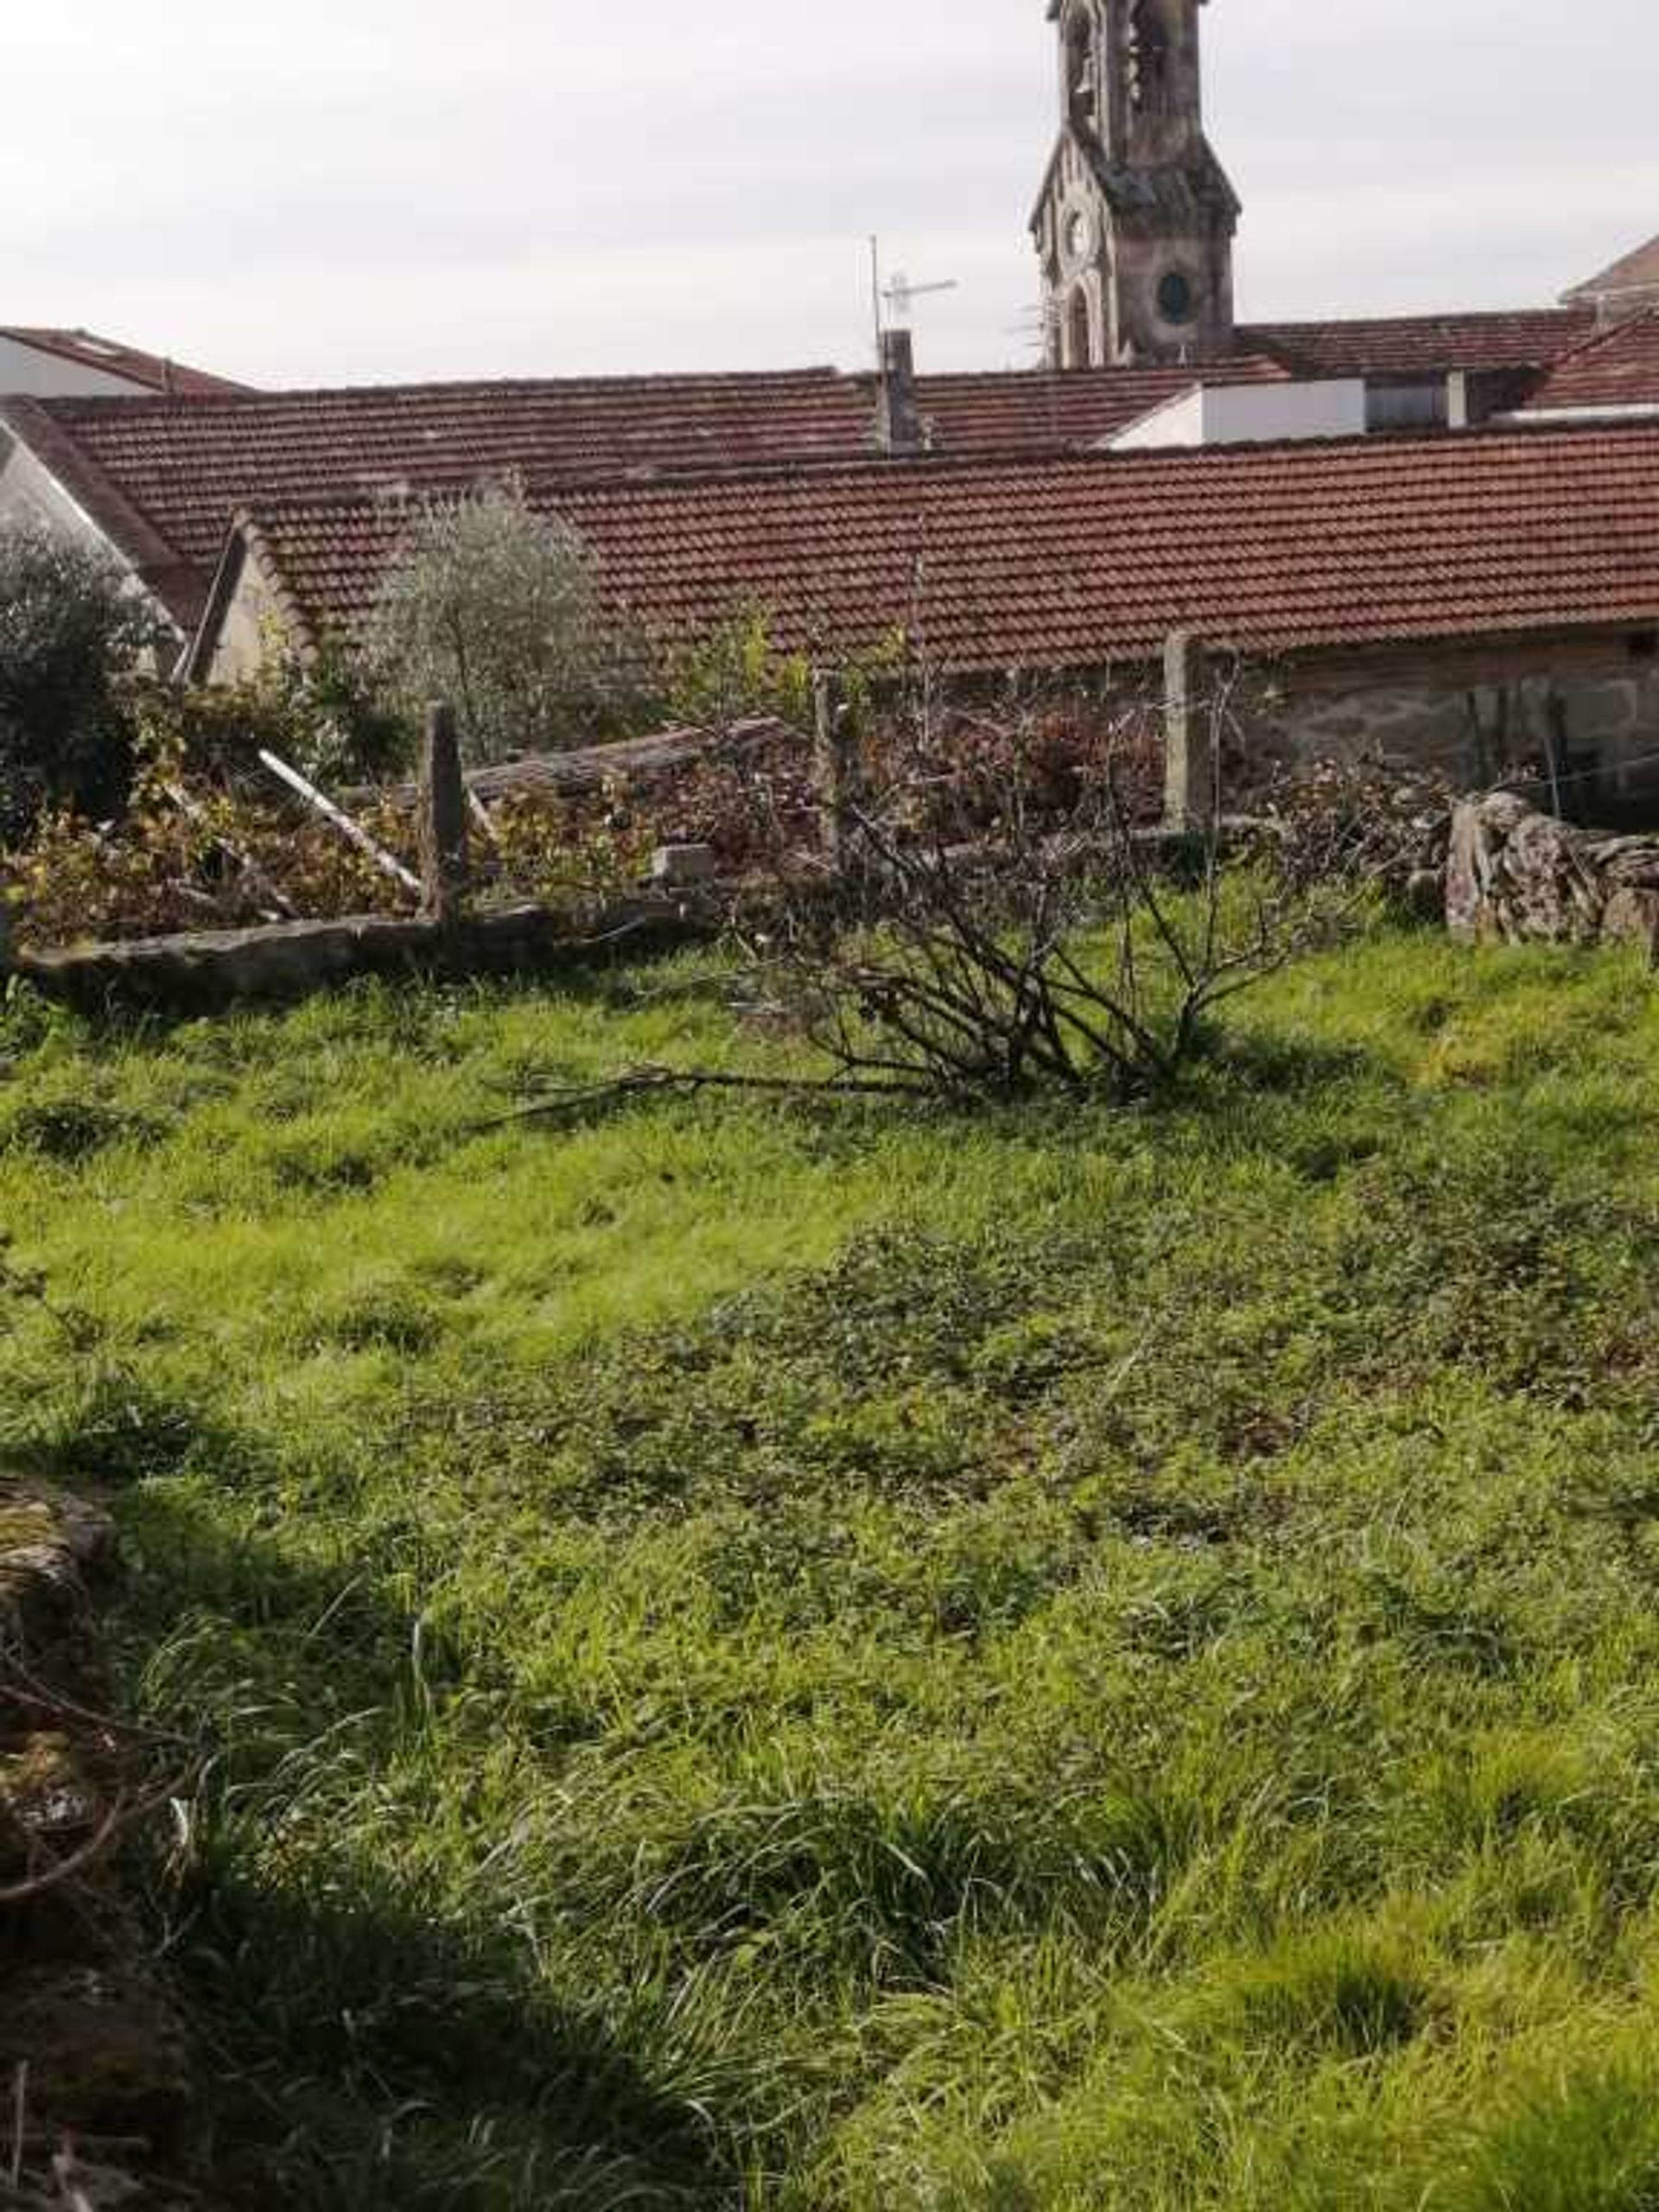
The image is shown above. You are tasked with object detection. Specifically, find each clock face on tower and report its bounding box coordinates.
[1064,205,1095,269]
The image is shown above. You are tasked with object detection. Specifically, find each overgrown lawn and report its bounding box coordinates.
[6,931,1659,2209]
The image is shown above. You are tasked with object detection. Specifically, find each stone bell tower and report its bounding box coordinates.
[1032,0,1241,367]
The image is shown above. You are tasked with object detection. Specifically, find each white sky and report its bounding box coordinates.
[6,1,1656,389]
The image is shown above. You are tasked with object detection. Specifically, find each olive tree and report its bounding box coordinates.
[365,486,648,763]
[0,521,161,835]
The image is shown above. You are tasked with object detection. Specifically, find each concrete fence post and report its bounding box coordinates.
[1163,631,1218,835]
[813,670,856,867]
[419,702,470,925]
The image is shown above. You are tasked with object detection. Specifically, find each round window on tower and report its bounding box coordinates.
[1158,270,1197,326]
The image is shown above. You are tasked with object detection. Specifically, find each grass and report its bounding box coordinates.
[8,930,1659,2204]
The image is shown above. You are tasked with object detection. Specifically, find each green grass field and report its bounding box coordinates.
[8,928,1659,2209]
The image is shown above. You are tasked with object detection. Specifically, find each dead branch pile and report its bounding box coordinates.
[507,691,1440,1118]
[353,713,800,810]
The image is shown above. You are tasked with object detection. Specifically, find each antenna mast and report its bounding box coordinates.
[868,238,961,362]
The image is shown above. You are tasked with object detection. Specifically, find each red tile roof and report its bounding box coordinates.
[203,423,1659,681]
[1242,310,1595,378]
[1520,313,1659,415]
[1565,234,1659,308]
[0,327,245,398]
[0,360,1286,630]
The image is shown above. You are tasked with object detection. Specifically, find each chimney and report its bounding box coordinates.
[877,328,925,459]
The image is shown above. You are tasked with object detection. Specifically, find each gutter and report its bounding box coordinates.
[1503,403,1659,425]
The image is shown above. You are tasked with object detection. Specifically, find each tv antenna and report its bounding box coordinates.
[868,237,960,359]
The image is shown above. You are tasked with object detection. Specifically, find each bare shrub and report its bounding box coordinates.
[715,673,1424,1103]
[500,669,1433,1127]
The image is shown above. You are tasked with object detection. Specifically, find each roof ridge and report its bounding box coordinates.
[38,365,857,416]
[36,359,1296,418]
[215,410,1659,520]
[1242,306,1584,334]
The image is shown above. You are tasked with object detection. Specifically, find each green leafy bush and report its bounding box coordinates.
[0,519,162,833]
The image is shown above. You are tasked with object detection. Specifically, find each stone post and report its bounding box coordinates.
[813,671,857,868]
[419,702,469,925]
[1163,631,1218,835]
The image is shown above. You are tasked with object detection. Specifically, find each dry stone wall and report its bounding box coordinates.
[1446,791,1659,953]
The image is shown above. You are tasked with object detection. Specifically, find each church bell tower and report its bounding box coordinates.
[1033,0,1241,368]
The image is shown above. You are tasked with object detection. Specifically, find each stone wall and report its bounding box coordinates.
[1,1476,204,2206]
[1446,790,1659,952]
[1250,658,1659,823]
[13,894,716,1017]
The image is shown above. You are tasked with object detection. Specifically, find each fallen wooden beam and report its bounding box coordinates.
[258,749,421,897]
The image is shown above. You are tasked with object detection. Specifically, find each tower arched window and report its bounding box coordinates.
[1065,10,1096,132]
[1067,289,1094,370]
[1126,0,1169,112]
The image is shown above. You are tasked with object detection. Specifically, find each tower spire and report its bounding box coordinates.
[1033,0,1240,367]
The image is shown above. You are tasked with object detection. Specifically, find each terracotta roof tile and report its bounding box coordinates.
[213,423,1659,679]
[1242,310,1595,378]
[0,360,1285,629]
[1520,313,1659,414]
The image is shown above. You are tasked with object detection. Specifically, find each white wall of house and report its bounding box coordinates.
[0,432,183,657]
[0,335,151,397]
[1111,378,1369,451]
[0,435,111,543]
[200,547,289,686]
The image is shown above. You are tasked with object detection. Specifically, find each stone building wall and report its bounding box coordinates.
[1248,652,1659,823]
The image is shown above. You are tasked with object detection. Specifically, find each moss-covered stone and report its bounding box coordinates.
[0,1497,54,1552]
[0,1482,114,1661]
[0,1732,99,1849]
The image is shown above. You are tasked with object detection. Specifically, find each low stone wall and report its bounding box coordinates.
[2,1478,204,2208]
[15,893,716,1016]
[1446,791,1659,954]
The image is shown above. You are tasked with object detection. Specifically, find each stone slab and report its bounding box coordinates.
[16,896,717,1016]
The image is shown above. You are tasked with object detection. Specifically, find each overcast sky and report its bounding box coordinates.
[6,2,1656,389]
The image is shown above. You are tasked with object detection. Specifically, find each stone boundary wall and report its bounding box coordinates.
[1446,791,1659,954]
[13,894,717,1017]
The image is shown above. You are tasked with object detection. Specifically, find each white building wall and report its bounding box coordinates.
[0,436,111,543]
[0,433,184,656]
[1112,378,1369,451]
[202,550,288,686]
[1109,386,1207,450]
[0,336,151,397]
